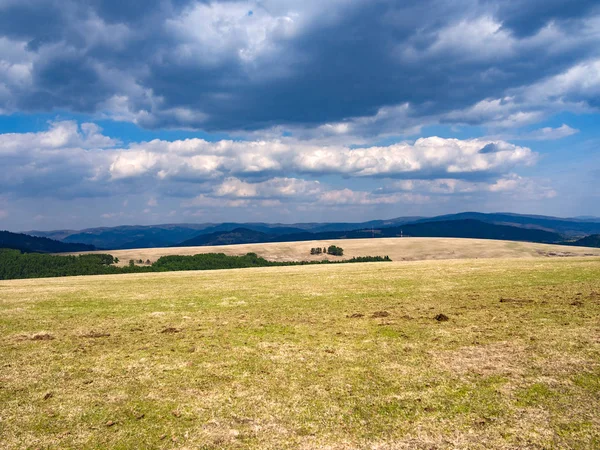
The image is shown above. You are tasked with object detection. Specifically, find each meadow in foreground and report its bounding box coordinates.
[1,257,599,449]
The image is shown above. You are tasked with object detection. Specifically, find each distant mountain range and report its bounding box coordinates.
[26,216,424,249]
[411,212,600,236]
[10,212,600,252]
[0,231,95,253]
[179,219,563,247]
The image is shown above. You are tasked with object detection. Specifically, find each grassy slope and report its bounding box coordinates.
[1,258,599,449]
[66,237,600,266]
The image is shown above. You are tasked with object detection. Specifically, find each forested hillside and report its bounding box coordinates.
[0,231,95,253]
[570,234,600,248]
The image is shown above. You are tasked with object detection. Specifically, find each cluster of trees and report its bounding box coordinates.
[0,249,391,280]
[327,245,344,256]
[310,245,344,256]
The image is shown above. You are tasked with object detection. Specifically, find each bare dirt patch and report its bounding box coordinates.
[161,327,181,334]
[371,311,390,318]
[31,333,54,341]
[434,313,449,322]
[500,297,532,304]
[81,331,111,338]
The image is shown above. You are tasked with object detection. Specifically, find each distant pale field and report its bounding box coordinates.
[66,237,600,266]
[1,258,599,449]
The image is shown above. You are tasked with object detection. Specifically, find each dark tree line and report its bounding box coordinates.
[0,248,391,280]
[0,249,126,279]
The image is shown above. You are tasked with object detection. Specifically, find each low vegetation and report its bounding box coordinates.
[0,249,390,280]
[0,257,598,448]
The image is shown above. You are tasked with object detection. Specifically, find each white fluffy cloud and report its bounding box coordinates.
[387,174,556,200]
[0,121,537,185]
[107,135,536,181]
[214,177,322,199]
[0,120,550,218]
[166,1,300,67]
[318,189,430,206]
[0,120,118,154]
[525,58,600,106]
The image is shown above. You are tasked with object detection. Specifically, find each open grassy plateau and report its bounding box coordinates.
[69,237,600,266]
[1,257,599,449]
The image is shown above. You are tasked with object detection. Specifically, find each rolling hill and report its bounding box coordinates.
[27,212,600,250]
[570,234,600,248]
[26,217,422,250]
[178,219,563,247]
[0,230,95,253]
[414,212,600,237]
[180,228,273,247]
[69,237,600,267]
[383,219,563,242]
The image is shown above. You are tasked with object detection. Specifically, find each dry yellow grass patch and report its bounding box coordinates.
[436,341,528,377]
[64,237,600,266]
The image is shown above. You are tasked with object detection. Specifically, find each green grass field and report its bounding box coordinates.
[1,257,599,449]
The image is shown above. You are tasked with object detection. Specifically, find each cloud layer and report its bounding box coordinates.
[0,121,550,212]
[1,1,598,228]
[109,134,536,181]
[1,0,599,134]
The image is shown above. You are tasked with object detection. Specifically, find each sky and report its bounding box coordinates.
[0,0,599,231]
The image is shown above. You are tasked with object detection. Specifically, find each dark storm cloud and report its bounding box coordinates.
[0,1,69,44]
[1,0,599,132]
[88,0,177,23]
[22,56,112,112]
[491,0,600,36]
